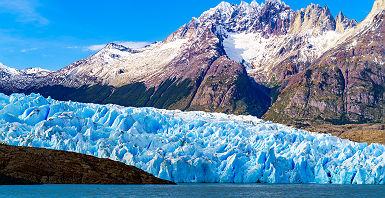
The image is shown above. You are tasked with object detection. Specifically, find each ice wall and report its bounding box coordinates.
[0,93,384,184]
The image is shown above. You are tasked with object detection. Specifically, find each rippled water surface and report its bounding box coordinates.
[0,184,384,198]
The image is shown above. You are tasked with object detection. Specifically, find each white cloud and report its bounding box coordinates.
[66,46,80,49]
[86,44,106,51]
[20,48,38,53]
[0,0,49,25]
[85,41,152,51]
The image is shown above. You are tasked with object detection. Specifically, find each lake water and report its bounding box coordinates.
[0,184,384,198]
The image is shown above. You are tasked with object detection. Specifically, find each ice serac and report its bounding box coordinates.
[0,93,384,184]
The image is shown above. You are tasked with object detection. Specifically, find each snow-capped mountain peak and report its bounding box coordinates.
[250,0,260,8]
[197,0,293,36]
[0,62,52,76]
[239,1,249,7]
[0,63,53,91]
[199,1,235,23]
[373,0,385,13]
[21,67,52,75]
[0,63,20,76]
[217,1,361,82]
[213,1,233,12]
[265,0,281,4]
[54,38,189,88]
[262,0,284,9]
[104,42,129,51]
[238,1,253,13]
[0,0,359,89]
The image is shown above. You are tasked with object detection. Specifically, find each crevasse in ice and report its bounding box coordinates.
[0,93,384,184]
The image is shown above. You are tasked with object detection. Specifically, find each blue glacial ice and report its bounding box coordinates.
[0,93,384,184]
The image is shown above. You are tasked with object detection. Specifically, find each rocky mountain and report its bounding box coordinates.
[0,63,52,91]
[0,0,384,128]
[264,0,385,125]
[0,144,174,185]
[1,1,277,117]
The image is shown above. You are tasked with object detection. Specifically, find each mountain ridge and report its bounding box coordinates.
[264,0,385,125]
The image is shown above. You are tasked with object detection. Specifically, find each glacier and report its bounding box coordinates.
[0,93,384,184]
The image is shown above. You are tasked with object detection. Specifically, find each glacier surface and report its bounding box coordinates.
[0,93,384,184]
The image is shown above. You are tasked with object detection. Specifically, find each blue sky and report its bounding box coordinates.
[0,0,375,70]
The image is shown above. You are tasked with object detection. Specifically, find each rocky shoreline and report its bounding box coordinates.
[0,144,175,185]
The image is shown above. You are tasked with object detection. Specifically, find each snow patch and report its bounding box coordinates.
[22,67,52,75]
[223,30,343,76]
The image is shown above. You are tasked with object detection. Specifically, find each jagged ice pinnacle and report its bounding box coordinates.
[0,93,384,184]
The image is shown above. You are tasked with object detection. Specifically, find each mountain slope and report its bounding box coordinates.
[22,28,270,117]
[0,1,353,116]
[1,2,277,117]
[264,0,385,125]
[221,2,356,83]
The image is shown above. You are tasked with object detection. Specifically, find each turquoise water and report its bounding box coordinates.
[0,184,384,198]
